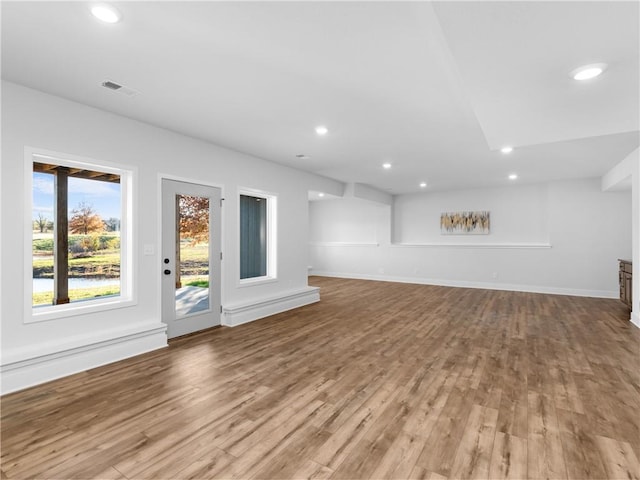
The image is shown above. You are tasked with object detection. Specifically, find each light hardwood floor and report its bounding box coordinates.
[2,276,639,479]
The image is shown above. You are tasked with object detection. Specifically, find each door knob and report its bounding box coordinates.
[164,269,171,275]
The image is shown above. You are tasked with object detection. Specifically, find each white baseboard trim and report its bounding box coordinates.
[631,311,640,328]
[1,322,167,395]
[223,287,320,327]
[309,270,618,299]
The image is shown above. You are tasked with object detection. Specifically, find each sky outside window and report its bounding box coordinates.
[32,172,121,220]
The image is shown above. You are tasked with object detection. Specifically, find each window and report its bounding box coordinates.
[239,191,277,283]
[28,150,134,321]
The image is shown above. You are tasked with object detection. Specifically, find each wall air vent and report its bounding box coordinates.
[101,80,139,97]
[102,80,121,90]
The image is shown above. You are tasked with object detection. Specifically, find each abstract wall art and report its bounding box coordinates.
[440,211,490,235]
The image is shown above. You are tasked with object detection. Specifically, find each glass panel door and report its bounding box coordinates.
[162,179,221,338]
[175,194,210,317]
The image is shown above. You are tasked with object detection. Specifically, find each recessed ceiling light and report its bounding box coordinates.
[315,126,328,136]
[419,182,427,188]
[295,154,310,160]
[382,163,392,169]
[318,193,325,197]
[501,146,513,154]
[571,63,607,81]
[508,173,518,180]
[91,3,122,23]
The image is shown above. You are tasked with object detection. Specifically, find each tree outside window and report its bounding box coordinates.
[32,161,122,307]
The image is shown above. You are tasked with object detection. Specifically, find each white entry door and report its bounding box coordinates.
[162,179,222,338]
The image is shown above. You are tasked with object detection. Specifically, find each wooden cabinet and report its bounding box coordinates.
[619,260,632,309]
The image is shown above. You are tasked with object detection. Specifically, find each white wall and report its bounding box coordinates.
[310,179,632,297]
[309,198,385,245]
[1,81,343,393]
[602,148,640,327]
[394,184,549,245]
[634,160,640,327]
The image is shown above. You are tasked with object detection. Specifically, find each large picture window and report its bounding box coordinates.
[28,151,133,320]
[239,191,277,283]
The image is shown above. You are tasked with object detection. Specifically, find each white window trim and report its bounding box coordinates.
[24,147,137,323]
[237,187,277,287]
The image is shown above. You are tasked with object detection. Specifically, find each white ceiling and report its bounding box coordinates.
[2,1,638,194]
[433,1,640,149]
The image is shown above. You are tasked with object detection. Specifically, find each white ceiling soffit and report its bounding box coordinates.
[1,2,639,194]
[432,1,640,150]
[308,190,342,202]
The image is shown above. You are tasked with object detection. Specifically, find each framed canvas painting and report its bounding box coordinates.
[440,211,490,235]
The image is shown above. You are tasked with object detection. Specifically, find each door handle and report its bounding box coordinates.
[164,269,171,275]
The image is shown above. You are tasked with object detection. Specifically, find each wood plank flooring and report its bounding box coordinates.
[2,276,639,479]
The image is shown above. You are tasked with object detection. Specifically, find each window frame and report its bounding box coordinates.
[237,188,278,287]
[24,147,137,323]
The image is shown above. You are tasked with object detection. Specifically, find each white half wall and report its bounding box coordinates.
[310,179,632,298]
[1,81,343,394]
